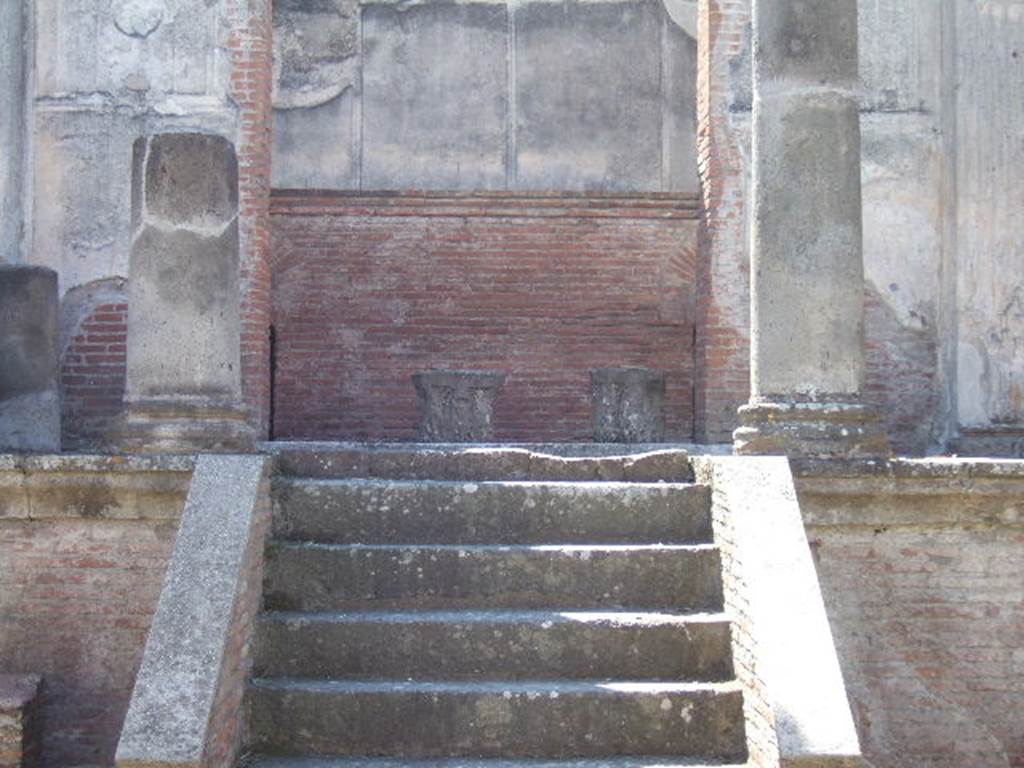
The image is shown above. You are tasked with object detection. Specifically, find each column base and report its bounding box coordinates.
[114,397,257,454]
[733,399,891,459]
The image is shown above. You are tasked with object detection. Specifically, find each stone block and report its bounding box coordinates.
[138,133,238,229]
[515,0,663,191]
[0,674,42,768]
[272,92,356,190]
[0,266,60,453]
[361,3,508,191]
[591,367,666,443]
[734,400,890,459]
[119,133,254,453]
[412,370,505,442]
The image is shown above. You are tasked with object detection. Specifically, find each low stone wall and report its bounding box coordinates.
[0,455,193,766]
[795,459,1024,768]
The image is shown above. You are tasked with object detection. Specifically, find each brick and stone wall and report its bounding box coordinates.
[60,294,128,452]
[271,191,700,442]
[797,460,1024,768]
[0,456,192,766]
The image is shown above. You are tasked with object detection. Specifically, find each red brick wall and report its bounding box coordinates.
[228,0,275,439]
[61,302,128,452]
[271,192,700,442]
[695,0,752,443]
[811,525,1024,768]
[0,519,177,765]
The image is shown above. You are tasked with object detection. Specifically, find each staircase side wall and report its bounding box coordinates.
[695,455,867,767]
[116,456,271,768]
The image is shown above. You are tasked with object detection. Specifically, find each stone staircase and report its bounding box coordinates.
[242,447,749,767]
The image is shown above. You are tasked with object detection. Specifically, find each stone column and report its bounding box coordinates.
[118,134,255,453]
[0,0,26,261]
[733,0,889,458]
[0,266,61,452]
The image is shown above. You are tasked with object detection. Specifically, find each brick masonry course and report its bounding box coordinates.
[270,192,701,442]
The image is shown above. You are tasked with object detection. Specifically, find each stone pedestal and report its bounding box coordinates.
[412,370,505,442]
[735,0,889,459]
[118,134,254,454]
[0,266,60,453]
[591,367,666,443]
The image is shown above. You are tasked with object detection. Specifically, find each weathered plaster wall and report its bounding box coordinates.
[954,2,1024,451]
[796,460,1024,768]
[272,0,699,194]
[24,0,275,436]
[31,0,237,294]
[858,0,948,454]
[0,0,27,263]
[696,0,983,454]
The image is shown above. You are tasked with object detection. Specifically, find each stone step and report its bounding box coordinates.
[246,679,747,759]
[273,480,712,545]
[270,444,695,483]
[253,610,734,682]
[264,543,724,613]
[242,758,747,768]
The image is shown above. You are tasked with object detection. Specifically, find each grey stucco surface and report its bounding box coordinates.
[955,3,1024,433]
[271,0,699,194]
[28,0,245,297]
[115,454,269,766]
[0,0,26,264]
[362,3,509,191]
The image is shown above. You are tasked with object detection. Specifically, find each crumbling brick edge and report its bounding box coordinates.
[0,674,43,768]
[114,455,272,768]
